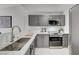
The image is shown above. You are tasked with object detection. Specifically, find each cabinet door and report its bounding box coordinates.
[63,34,68,47]
[29,15,65,26]
[43,34,49,48]
[48,15,65,26]
[48,15,61,26]
[60,15,65,26]
[39,15,49,26]
[34,36,37,48]
[29,15,40,26]
[30,41,35,55]
[37,34,44,48]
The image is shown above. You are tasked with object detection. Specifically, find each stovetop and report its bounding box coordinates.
[49,32,63,37]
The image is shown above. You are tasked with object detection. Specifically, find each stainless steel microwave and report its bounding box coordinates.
[49,20,59,26]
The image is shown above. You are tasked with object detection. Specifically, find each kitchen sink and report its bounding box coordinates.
[0,38,30,51]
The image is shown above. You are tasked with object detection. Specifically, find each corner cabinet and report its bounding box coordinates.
[28,15,65,26]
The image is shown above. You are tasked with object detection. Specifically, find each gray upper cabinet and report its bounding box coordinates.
[48,15,65,26]
[39,15,49,26]
[60,15,65,26]
[29,15,49,26]
[29,15,65,26]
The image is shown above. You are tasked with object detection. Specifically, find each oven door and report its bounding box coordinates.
[49,37,62,47]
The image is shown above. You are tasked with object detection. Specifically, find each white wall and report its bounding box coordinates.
[0,5,25,44]
[64,10,69,33]
[0,5,25,33]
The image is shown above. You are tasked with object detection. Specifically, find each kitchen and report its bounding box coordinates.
[0,4,78,55]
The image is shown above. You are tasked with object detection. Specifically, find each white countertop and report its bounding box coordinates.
[0,32,69,55]
[0,32,50,55]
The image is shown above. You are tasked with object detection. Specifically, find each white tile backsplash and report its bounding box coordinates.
[28,26,41,33]
[28,26,64,33]
[0,28,11,33]
[0,32,11,45]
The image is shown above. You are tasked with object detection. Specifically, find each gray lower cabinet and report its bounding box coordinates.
[30,41,35,55]
[25,34,49,55]
[37,34,44,48]
[34,36,37,48]
[25,41,35,55]
[37,34,49,48]
[43,34,49,48]
[63,34,69,47]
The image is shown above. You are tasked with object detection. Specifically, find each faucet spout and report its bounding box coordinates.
[10,25,21,42]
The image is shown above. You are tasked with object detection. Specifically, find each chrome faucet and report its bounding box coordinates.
[11,25,21,42]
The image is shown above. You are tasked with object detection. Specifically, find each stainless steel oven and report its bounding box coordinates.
[49,33,63,47]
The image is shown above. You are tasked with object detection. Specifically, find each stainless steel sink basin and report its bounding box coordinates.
[0,38,30,51]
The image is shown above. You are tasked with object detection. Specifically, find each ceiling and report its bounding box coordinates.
[21,4,74,13]
[0,4,75,13]
[0,4,19,9]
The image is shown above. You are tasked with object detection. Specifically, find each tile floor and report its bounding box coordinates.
[35,48,70,55]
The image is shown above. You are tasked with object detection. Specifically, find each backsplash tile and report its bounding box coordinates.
[28,26,64,33]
